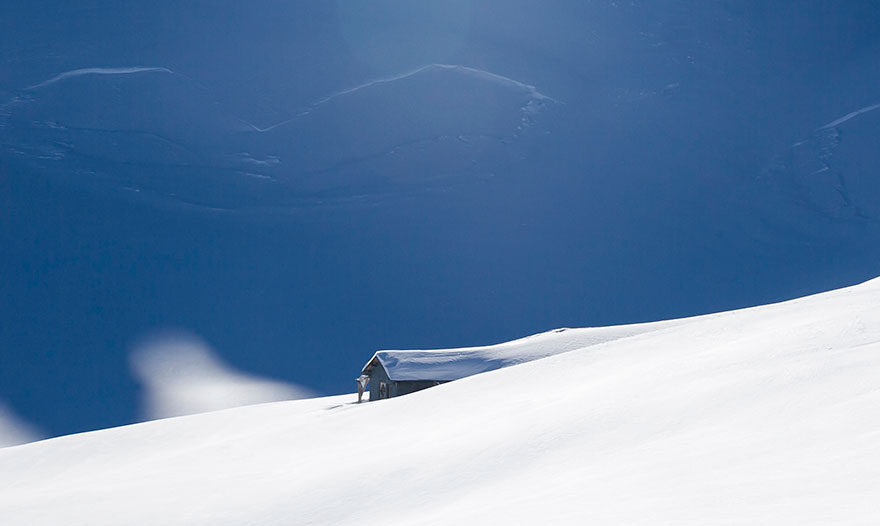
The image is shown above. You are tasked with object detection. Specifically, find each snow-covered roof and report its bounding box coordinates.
[363,350,525,382]
[361,321,684,382]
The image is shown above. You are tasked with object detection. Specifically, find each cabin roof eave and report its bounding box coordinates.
[361,353,382,376]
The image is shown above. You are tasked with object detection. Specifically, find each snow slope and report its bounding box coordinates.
[2,277,880,525]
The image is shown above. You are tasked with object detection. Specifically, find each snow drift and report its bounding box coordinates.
[2,277,880,524]
[129,332,312,420]
[0,403,42,448]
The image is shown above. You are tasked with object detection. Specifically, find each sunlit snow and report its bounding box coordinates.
[2,277,879,524]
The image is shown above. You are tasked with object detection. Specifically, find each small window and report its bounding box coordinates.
[379,382,387,399]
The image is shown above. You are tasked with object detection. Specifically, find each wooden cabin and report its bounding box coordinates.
[358,328,579,401]
[359,348,516,401]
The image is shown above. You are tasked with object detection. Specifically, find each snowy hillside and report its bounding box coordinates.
[3,277,880,525]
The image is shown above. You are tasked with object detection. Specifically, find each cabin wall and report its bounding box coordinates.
[367,365,447,400]
[368,365,391,401]
[395,380,445,397]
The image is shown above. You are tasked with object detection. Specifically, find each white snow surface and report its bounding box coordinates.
[3,277,880,524]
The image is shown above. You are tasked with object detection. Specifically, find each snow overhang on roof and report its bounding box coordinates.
[360,322,691,384]
[359,327,615,382]
[362,350,514,382]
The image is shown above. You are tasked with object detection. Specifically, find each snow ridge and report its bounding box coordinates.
[819,102,880,129]
[24,67,174,91]
[311,64,557,109]
[241,63,560,133]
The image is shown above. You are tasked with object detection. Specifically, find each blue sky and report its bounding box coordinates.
[2,1,880,438]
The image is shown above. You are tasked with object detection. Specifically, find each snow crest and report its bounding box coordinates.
[242,63,560,133]
[24,67,174,91]
[819,102,880,129]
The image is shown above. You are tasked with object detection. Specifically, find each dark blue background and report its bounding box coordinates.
[2,1,880,438]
